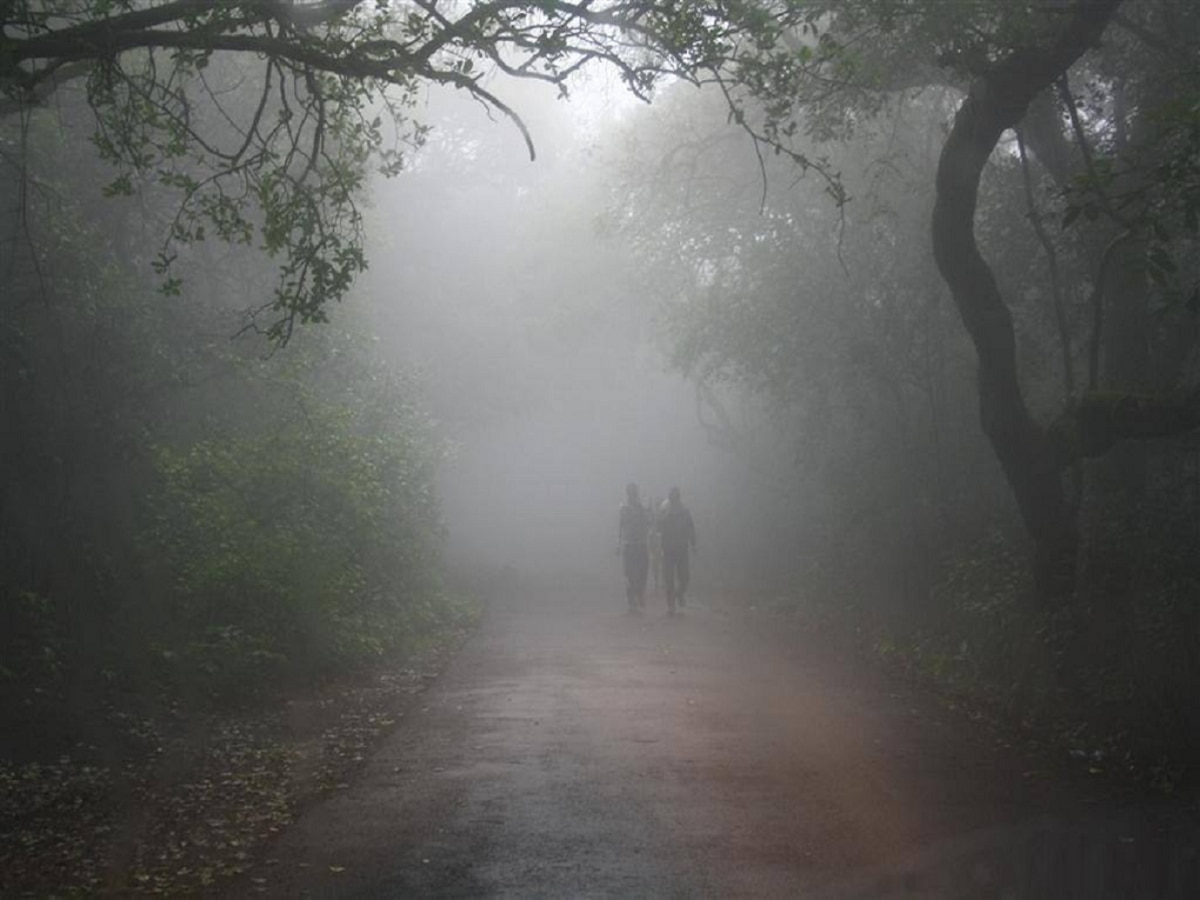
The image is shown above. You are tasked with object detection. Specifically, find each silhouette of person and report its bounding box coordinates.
[617,482,650,612]
[659,486,696,615]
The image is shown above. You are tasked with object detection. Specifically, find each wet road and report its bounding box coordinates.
[244,587,1200,898]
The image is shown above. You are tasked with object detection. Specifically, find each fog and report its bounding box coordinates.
[353,78,786,592]
[6,5,1200,893]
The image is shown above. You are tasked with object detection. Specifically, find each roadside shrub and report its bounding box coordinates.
[864,509,1200,791]
[154,625,288,704]
[0,590,65,693]
[876,528,1059,713]
[143,388,448,696]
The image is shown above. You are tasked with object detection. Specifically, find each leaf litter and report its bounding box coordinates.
[0,637,467,896]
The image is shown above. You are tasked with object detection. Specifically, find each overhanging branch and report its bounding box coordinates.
[1050,390,1200,466]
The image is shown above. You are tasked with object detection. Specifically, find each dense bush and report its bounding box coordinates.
[143,386,451,697]
[859,501,1200,792]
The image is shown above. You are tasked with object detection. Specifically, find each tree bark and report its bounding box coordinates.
[931,0,1125,602]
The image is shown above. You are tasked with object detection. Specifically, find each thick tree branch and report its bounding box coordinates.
[7,0,365,60]
[1049,389,1200,466]
[930,0,1124,600]
[0,59,93,116]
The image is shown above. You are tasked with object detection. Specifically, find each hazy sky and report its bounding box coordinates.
[352,75,761,588]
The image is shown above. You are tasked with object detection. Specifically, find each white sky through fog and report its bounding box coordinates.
[362,66,743,590]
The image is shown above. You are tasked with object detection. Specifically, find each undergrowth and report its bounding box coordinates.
[781,519,1200,801]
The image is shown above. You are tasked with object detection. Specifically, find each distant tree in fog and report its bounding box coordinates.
[4,0,1199,598]
[607,0,1200,601]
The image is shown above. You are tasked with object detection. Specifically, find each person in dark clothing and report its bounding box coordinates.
[659,486,696,615]
[617,482,650,611]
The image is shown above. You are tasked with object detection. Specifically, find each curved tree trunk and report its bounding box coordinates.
[931,0,1125,602]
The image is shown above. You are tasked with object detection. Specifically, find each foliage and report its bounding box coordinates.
[1056,1,1200,301]
[3,1,434,339]
[0,591,64,696]
[5,2,1197,600]
[599,0,1200,781]
[860,505,1200,793]
[0,0,1010,335]
[606,79,1010,609]
[145,382,448,695]
[1,78,461,733]
[0,110,471,879]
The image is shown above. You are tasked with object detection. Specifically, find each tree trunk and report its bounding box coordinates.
[930,0,1124,603]
[1094,234,1150,507]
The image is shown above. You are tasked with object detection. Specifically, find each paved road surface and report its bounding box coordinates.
[242,587,1200,898]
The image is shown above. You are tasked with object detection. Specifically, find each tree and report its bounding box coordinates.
[0,75,455,727]
[605,79,1014,609]
[927,4,1123,600]
[929,0,1200,600]
[6,1,1198,600]
[0,0,826,338]
[610,0,1200,602]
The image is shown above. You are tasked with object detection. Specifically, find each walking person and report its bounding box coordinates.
[617,482,650,612]
[659,486,696,616]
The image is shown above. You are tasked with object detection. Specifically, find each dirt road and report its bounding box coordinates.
[242,587,1199,898]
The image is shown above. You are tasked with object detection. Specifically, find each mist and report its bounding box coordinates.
[352,78,785,592]
[4,2,1200,895]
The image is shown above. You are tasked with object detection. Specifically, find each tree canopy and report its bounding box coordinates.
[1,0,999,331]
[6,0,1200,598]
[1,0,828,337]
